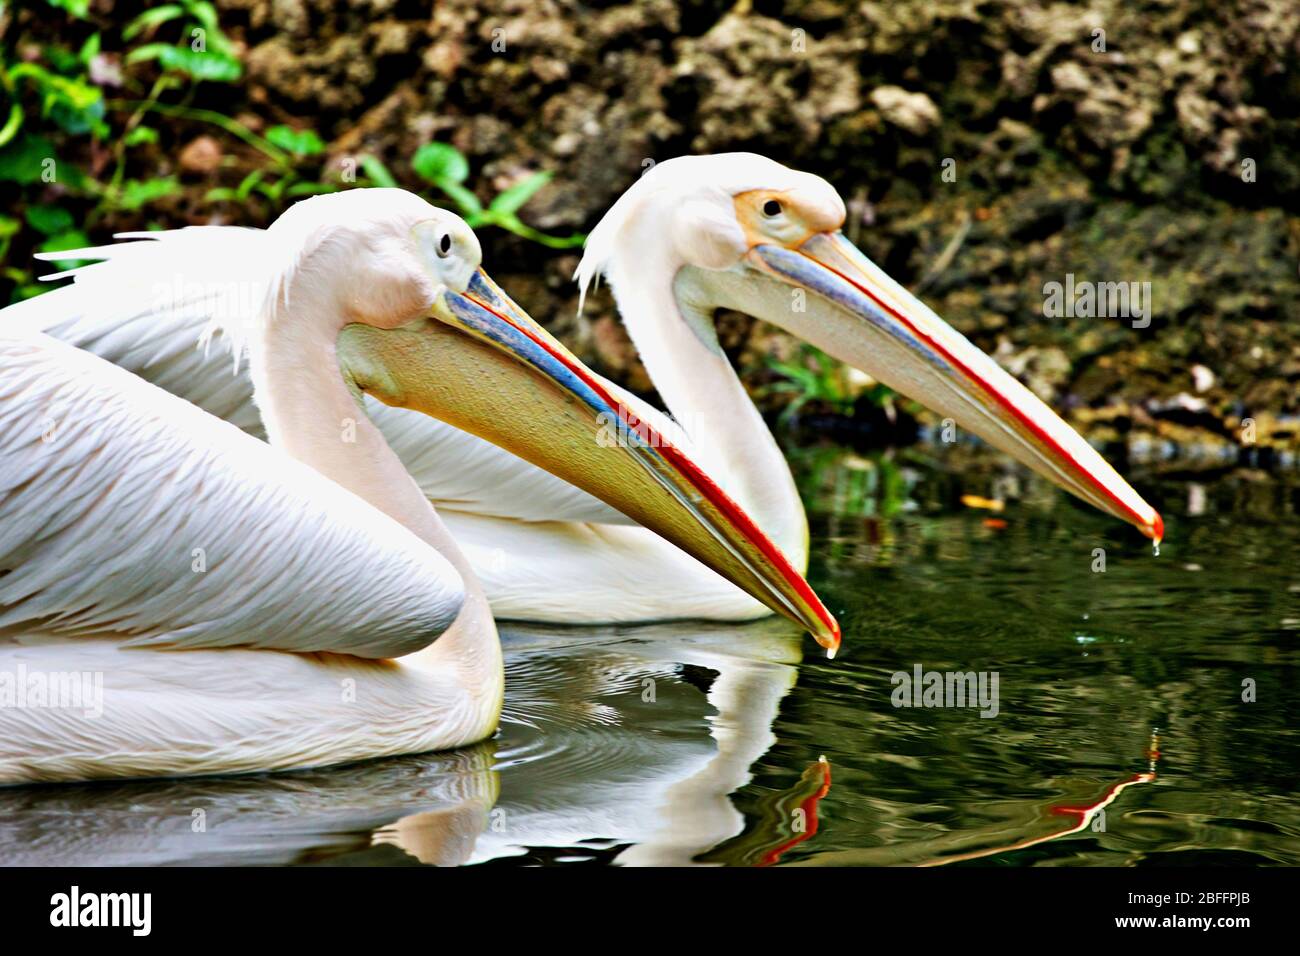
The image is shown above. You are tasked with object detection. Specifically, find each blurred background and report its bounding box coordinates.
[3,0,1297,457]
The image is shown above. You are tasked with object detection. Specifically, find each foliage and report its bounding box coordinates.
[783,443,915,520]
[122,1,242,83]
[408,142,586,249]
[762,344,895,423]
[204,122,335,205]
[0,1,251,299]
[1,2,581,304]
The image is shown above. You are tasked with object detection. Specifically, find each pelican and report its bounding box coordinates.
[570,153,1164,556]
[10,154,1162,629]
[0,189,837,786]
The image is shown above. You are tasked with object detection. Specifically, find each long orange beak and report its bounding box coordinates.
[746,232,1163,544]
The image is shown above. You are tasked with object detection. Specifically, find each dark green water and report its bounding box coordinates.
[3,440,1296,866]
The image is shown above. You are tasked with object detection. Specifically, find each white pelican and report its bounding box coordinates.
[0,189,837,786]
[571,153,1164,557]
[11,154,1162,629]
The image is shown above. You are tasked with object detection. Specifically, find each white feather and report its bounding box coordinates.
[0,332,465,658]
[0,636,488,786]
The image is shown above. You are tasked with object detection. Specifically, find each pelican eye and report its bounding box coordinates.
[762,200,782,217]
[437,233,453,257]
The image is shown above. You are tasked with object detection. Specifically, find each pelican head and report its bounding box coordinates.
[246,188,839,650]
[578,155,1162,543]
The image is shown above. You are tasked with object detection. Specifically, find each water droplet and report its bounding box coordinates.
[1152,541,1161,557]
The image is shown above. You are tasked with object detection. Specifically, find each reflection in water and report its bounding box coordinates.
[473,621,803,866]
[0,619,806,867]
[698,758,833,866]
[1,446,1297,866]
[765,442,1300,867]
[911,729,1162,867]
[0,744,498,866]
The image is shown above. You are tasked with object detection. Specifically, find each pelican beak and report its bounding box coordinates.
[746,232,1163,544]
[337,268,840,654]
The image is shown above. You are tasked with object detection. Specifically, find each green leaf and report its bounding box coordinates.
[234,170,265,201]
[488,171,551,216]
[114,177,180,211]
[258,177,286,202]
[38,229,92,256]
[9,64,104,135]
[186,2,220,33]
[123,5,185,41]
[24,206,75,236]
[123,42,166,63]
[49,95,106,138]
[264,125,325,158]
[359,154,397,188]
[0,103,23,149]
[45,0,92,18]
[127,44,243,83]
[0,215,21,262]
[78,32,102,65]
[0,135,55,185]
[10,281,56,303]
[412,143,469,185]
[123,126,159,147]
[286,181,339,197]
[172,47,242,82]
[437,180,482,217]
[44,46,82,74]
[201,29,239,59]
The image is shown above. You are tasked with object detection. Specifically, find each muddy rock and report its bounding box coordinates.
[177,136,224,175]
[869,86,941,137]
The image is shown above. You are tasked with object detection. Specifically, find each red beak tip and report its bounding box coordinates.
[820,621,842,659]
[1147,511,1165,544]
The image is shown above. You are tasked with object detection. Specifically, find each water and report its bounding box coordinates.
[2,440,1296,866]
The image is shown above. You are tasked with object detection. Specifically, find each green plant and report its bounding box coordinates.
[1,0,255,301]
[0,33,107,150]
[1,6,580,306]
[123,2,242,84]
[205,123,336,205]
[408,142,586,249]
[762,343,898,424]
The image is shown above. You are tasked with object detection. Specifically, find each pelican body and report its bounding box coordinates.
[11,156,1162,637]
[0,189,835,785]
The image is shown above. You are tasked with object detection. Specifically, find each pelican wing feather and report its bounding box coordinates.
[0,333,465,659]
